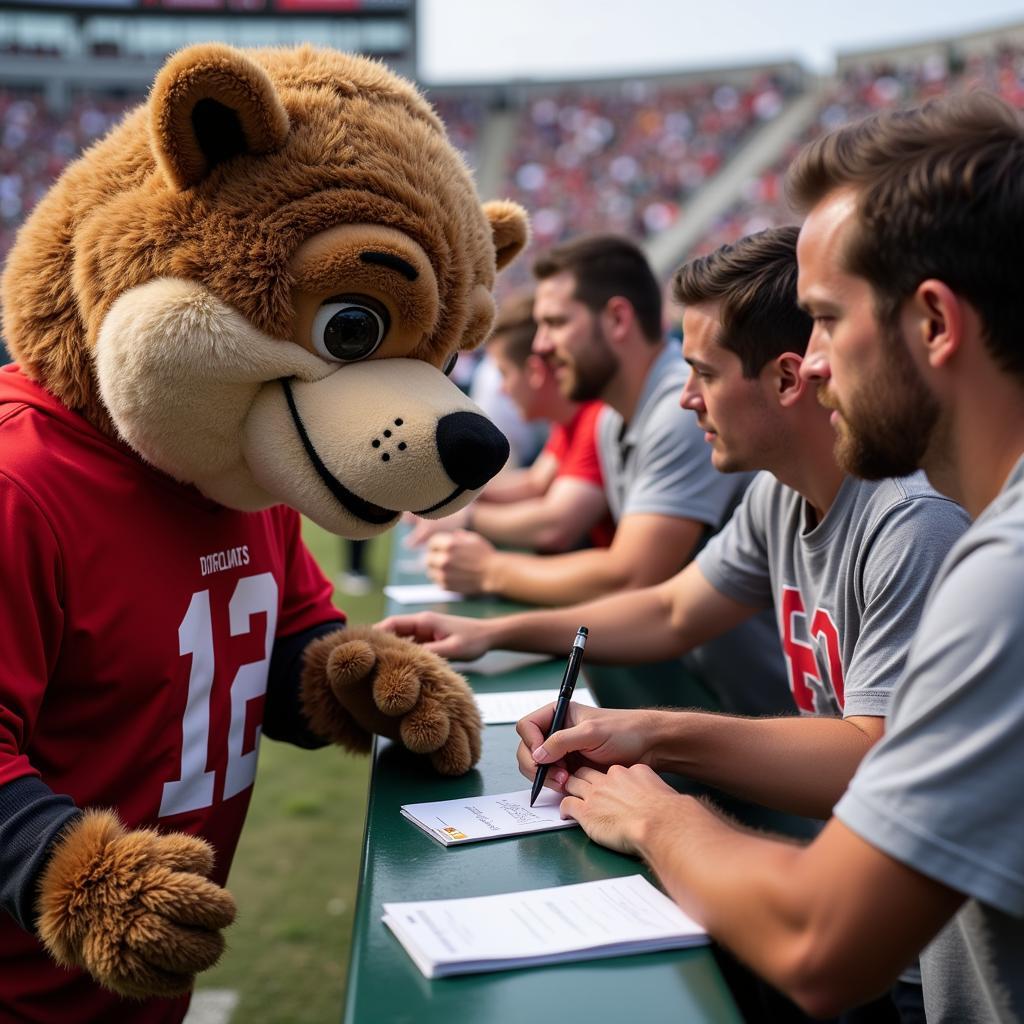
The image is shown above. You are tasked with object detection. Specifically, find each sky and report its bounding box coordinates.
[419,0,1024,83]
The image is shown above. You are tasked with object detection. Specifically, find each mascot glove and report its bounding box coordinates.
[36,809,236,998]
[300,625,483,775]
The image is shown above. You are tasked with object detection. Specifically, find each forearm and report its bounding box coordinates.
[482,547,637,605]
[636,800,938,1017]
[636,795,825,1006]
[477,470,544,504]
[478,585,692,662]
[471,498,578,551]
[650,713,877,818]
[479,455,554,504]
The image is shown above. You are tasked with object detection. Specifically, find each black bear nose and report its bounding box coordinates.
[436,411,510,490]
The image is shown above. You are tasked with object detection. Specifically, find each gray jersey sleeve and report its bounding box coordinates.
[696,472,774,609]
[620,401,745,526]
[839,494,970,718]
[837,524,1024,913]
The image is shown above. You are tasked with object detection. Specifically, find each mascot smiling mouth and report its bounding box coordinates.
[281,378,504,524]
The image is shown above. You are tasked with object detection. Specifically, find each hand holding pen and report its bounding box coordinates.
[529,626,588,806]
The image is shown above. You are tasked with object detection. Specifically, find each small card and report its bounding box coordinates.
[474,689,598,725]
[383,583,465,605]
[400,788,577,846]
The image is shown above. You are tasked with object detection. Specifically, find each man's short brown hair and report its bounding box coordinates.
[532,234,663,343]
[673,226,812,377]
[486,292,536,367]
[787,90,1024,381]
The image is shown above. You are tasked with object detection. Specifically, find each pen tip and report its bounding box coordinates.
[578,626,588,636]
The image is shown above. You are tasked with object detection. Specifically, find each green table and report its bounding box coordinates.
[341,544,742,1023]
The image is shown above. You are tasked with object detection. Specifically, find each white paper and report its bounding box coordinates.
[473,688,598,725]
[383,583,465,605]
[449,649,552,677]
[401,787,577,845]
[382,874,708,978]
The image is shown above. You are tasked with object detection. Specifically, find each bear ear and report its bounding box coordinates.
[482,200,530,271]
[150,43,290,191]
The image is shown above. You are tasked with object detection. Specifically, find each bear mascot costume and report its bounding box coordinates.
[0,43,528,1022]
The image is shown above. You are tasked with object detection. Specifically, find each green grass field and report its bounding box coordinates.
[194,522,390,1024]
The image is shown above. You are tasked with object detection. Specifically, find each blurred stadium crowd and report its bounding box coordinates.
[1,23,1023,330]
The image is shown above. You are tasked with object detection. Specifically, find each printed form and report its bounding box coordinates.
[382,874,708,978]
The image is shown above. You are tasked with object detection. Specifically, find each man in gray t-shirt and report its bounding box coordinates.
[512,96,1024,1021]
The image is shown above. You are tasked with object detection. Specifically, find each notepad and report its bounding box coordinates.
[473,688,598,724]
[382,873,709,978]
[400,787,577,845]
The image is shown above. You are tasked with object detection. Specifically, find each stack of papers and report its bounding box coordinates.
[382,874,709,978]
[400,788,577,846]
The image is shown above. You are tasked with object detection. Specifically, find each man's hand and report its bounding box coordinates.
[515,704,658,795]
[561,763,684,857]
[403,508,470,548]
[426,530,497,594]
[375,611,496,661]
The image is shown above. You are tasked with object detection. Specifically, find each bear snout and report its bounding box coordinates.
[435,411,510,490]
[369,417,410,464]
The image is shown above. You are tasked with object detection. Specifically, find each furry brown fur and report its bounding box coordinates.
[37,810,236,998]
[300,625,483,774]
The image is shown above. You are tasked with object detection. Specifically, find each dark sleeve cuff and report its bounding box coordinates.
[0,775,82,933]
[263,620,346,749]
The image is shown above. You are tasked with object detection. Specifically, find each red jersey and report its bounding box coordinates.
[542,401,615,548]
[0,365,341,1023]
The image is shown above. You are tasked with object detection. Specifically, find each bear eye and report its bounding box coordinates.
[442,352,458,377]
[312,294,390,363]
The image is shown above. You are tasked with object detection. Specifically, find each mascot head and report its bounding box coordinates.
[1,44,528,538]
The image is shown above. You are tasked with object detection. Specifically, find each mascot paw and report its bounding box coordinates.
[301,626,482,775]
[36,810,237,998]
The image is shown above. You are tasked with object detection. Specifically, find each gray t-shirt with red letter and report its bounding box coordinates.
[696,471,969,718]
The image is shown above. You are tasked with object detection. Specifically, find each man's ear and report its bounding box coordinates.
[482,201,530,271]
[150,43,290,191]
[600,295,637,346]
[774,352,809,407]
[913,280,963,368]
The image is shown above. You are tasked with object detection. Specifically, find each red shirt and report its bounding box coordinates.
[542,401,615,548]
[0,365,341,1023]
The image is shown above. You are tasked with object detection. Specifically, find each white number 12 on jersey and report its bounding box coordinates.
[159,573,279,818]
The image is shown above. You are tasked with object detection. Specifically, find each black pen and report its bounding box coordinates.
[530,625,588,807]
